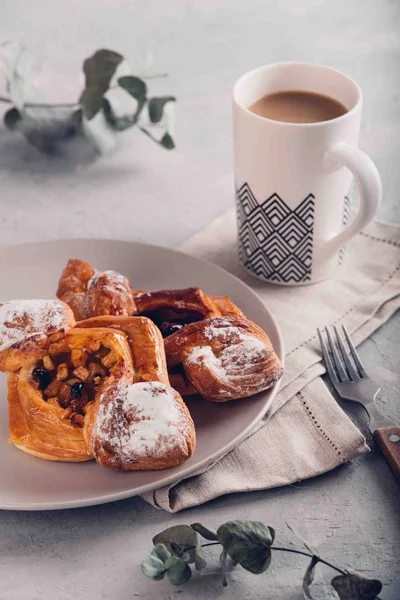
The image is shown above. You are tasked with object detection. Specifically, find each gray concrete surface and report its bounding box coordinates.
[0,0,399,598]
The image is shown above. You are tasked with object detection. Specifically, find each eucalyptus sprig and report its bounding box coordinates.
[0,42,175,154]
[141,520,383,599]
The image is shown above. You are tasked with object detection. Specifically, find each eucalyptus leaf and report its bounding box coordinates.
[82,110,116,154]
[153,525,198,563]
[4,106,79,152]
[190,523,218,541]
[302,556,320,599]
[180,552,191,563]
[160,132,175,149]
[4,107,22,130]
[103,89,139,131]
[140,127,175,149]
[148,96,176,123]
[118,76,147,118]
[194,545,207,571]
[165,556,192,586]
[81,49,123,119]
[217,520,275,574]
[141,553,166,581]
[331,573,382,600]
[220,549,228,587]
[151,544,171,563]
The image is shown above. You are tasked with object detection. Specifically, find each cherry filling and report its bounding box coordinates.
[143,310,203,338]
[31,342,113,428]
[160,322,184,337]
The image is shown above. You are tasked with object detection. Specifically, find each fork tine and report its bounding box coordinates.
[325,327,349,383]
[317,328,339,383]
[342,325,366,377]
[333,326,360,381]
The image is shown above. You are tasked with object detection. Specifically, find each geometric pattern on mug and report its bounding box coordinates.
[338,194,351,265]
[236,183,315,283]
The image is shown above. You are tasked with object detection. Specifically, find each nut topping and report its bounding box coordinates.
[43,379,61,399]
[73,366,90,381]
[56,363,69,380]
[42,355,55,371]
[31,340,113,427]
[71,348,88,367]
[101,352,117,368]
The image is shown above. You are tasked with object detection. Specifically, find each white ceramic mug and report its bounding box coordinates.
[233,62,382,285]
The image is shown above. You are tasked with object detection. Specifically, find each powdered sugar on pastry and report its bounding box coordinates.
[0,299,70,352]
[88,270,131,295]
[187,335,267,379]
[94,381,189,463]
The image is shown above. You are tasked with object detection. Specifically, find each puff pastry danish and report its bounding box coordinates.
[57,258,135,321]
[76,315,196,470]
[0,299,75,373]
[7,327,133,462]
[2,302,195,470]
[164,316,283,402]
[134,288,249,396]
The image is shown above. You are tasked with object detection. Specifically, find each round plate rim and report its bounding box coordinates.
[0,238,284,510]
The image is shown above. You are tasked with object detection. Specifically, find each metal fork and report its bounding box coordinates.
[318,325,400,481]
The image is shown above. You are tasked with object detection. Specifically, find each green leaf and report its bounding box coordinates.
[151,543,171,563]
[4,107,22,130]
[118,76,147,118]
[331,573,382,600]
[141,553,166,581]
[302,556,320,599]
[5,106,79,153]
[159,132,175,149]
[82,110,116,154]
[81,49,124,119]
[220,549,229,587]
[103,96,138,131]
[191,523,218,541]
[148,96,176,123]
[165,556,192,586]
[217,520,275,574]
[194,545,207,571]
[153,525,198,563]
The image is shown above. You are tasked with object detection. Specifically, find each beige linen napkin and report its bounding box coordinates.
[143,214,400,512]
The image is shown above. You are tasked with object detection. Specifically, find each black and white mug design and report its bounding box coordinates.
[233,63,382,285]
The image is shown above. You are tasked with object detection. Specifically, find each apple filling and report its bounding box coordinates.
[31,334,115,427]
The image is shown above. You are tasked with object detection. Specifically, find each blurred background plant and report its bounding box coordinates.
[0,42,176,154]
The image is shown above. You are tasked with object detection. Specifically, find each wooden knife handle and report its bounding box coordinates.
[374,426,400,481]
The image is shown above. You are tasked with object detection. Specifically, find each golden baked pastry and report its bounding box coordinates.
[73,315,196,470]
[164,316,283,402]
[212,295,245,319]
[57,258,135,321]
[2,301,195,470]
[8,327,133,462]
[135,287,221,336]
[0,299,75,373]
[134,288,247,396]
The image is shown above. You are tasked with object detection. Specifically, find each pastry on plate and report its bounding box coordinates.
[0,299,75,372]
[57,258,135,321]
[135,287,221,337]
[1,301,195,471]
[76,315,196,470]
[164,316,283,402]
[135,287,249,396]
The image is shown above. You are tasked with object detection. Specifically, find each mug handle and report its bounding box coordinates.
[321,143,382,260]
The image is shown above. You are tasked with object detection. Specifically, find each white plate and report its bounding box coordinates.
[0,239,284,510]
